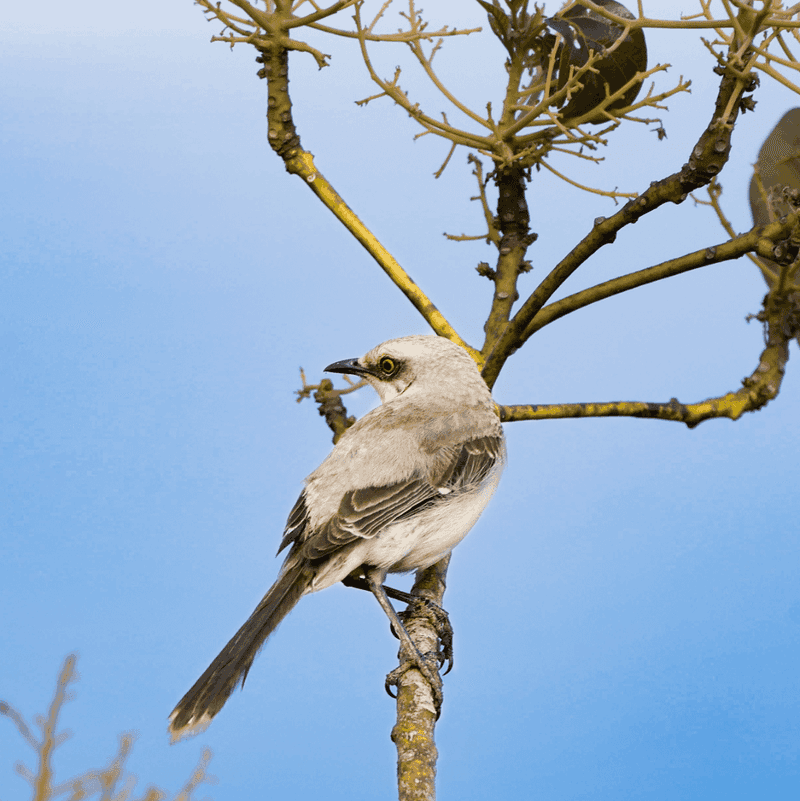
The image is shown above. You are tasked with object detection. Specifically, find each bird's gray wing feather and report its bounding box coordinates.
[277,434,502,561]
[276,493,310,555]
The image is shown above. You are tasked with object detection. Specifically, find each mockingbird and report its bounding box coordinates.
[168,335,505,740]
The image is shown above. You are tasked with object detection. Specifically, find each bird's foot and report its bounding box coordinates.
[384,647,444,717]
[400,598,454,674]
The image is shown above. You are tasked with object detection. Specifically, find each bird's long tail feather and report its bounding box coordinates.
[168,562,312,741]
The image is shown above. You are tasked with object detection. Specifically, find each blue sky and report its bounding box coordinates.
[2,2,798,799]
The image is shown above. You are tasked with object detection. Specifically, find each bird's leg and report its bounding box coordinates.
[364,572,444,715]
[341,573,417,606]
[344,572,455,674]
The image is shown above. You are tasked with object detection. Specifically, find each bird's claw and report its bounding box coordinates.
[399,598,454,675]
[384,649,444,716]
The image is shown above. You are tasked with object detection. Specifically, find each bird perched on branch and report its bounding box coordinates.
[168,335,505,741]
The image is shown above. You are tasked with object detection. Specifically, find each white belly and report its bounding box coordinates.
[308,461,503,592]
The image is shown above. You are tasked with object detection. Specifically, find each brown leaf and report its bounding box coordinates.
[548,0,647,123]
[748,108,800,287]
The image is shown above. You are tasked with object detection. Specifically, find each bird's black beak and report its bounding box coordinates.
[324,357,370,377]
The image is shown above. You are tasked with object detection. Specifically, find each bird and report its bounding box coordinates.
[168,334,506,741]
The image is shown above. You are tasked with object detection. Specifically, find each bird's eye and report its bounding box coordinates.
[379,356,397,375]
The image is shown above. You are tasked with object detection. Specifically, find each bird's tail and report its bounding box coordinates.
[168,561,312,741]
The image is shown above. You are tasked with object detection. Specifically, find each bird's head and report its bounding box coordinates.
[324,335,488,405]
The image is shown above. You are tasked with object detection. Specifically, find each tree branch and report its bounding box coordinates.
[522,212,800,337]
[392,557,449,801]
[256,43,475,356]
[352,4,493,152]
[482,55,760,387]
[482,165,535,353]
[499,262,799,428]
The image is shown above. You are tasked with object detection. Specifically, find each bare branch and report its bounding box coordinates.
[538,159,637,200]
[0,700,39,750]
[523,212,800,338]
[482,51,763,387]
[499,268,799,428]
[692,179,770,276]
[392,558,449,801]
[352,4,492,151]
[256,43,474,354]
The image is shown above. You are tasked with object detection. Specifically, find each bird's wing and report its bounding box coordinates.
[277,434,503,561]
[276,493,310,555]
